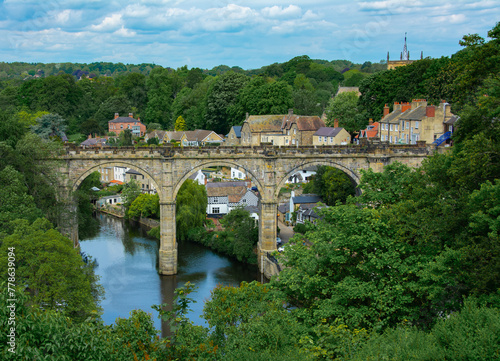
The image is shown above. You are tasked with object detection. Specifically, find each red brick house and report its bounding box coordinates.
[108,113,146,136]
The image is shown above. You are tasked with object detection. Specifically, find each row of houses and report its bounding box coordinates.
[226,109,351,147]
[357,99,457,146]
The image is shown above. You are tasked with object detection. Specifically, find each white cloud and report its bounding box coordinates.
[261,5,302,18]
[114,26,136,37]
[91,13,123,31]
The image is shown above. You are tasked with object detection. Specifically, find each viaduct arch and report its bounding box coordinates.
[56,143,434,278]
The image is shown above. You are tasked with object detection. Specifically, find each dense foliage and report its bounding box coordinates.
[0,55,387,136]
[188,206,259,263]
[303,165,356,205]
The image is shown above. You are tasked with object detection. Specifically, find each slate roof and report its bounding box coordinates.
[206,181,248,198]
[146,130,166,139]
[126,169,143,175]
[314,127,344,137]
[400,106,427,121]
[381,108,403,124]
[227,125,242,138]
[292,194,322,204]
[183,129,220,142]
[81,138,107,146]
[109,116,144,124]
[444,115,459,125]
[283,115,325,131]
[165,131,183,141]
[245,115,284,133]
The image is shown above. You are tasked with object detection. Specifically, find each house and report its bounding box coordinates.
[240,114,284,146]
[188,170,206,186]
[378,99,456,145]
[144,130,166,144]
[80,135,108,148]
[240,109,326,146]
[206,181,258,216]
[96,195,123,208]
[225,125,242,146]
[180,130,224,146]
[98,166,114,183]
[108,113,147,137]
[230,167,246,180]
[313,122,351,146]
[355,120,380,143]
[125,169,156,194]
[296,205,324,224]
[286,168,316,184]
[281,110,326,146]
[113,167,128,183]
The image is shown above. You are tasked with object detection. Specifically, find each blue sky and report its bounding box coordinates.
[0,0,498,70]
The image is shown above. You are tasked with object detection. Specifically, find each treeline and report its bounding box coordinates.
[0,56,386,138]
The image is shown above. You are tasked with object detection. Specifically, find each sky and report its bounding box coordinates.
[0,0,498,70]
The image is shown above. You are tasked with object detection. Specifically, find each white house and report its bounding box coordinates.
[206,181,258,216]
[96,195,123,208]
[113,166,129,183]
[230,167,246,180]
[188,170,206,186]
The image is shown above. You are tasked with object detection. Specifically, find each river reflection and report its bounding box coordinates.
[80,213,260,336]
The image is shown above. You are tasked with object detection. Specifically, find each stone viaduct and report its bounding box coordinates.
[56,142,434,278]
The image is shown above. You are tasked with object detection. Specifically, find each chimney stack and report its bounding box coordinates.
[129,113,133,118]
[334,119,339,128]
[383,104,390,117]
[426,105,435,118]
[369,118,373,125]
[114,113,119,119]
[288,109,293,118]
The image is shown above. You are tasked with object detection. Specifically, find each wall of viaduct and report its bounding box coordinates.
[56,143,434,279]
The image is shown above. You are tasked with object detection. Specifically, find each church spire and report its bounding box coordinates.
[402,32,409,61]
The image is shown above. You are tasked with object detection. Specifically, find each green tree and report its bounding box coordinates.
[31,113,68,140]
[304,166,356,205]
[128,193,160,219]
[326,91,367,135]
[220,206,259,263]
[118,128,133,146]
[121,179,141,209]
[0,218,104,322]
[0,166,42,237]
[176,179,207,241]
[174,115,186,131]
[205,71,249,134]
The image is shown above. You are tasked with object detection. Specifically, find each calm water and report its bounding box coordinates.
[80,213,260,334]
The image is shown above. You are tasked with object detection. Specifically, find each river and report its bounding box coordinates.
[79,213,261,335]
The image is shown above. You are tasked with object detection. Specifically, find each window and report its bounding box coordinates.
[318,136,322,142]
[395,125,398,131]
[390,124,393,131]
[330,137,333,143]
[415,121,419,129]
[390,136,393,143]
[121,125,123,129]
[213,207,220,214]
[213,197,218,203]
[294,129,296,135]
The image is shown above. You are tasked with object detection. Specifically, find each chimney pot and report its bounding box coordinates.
[114,113,119,119]
[129,113,133,118]
[383,104,390,117]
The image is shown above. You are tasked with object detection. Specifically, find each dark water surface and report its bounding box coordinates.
[80,213,260,334]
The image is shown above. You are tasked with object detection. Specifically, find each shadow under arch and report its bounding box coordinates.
[71,161,162,198]
[275,160,361,199]
[172,161,264,201]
